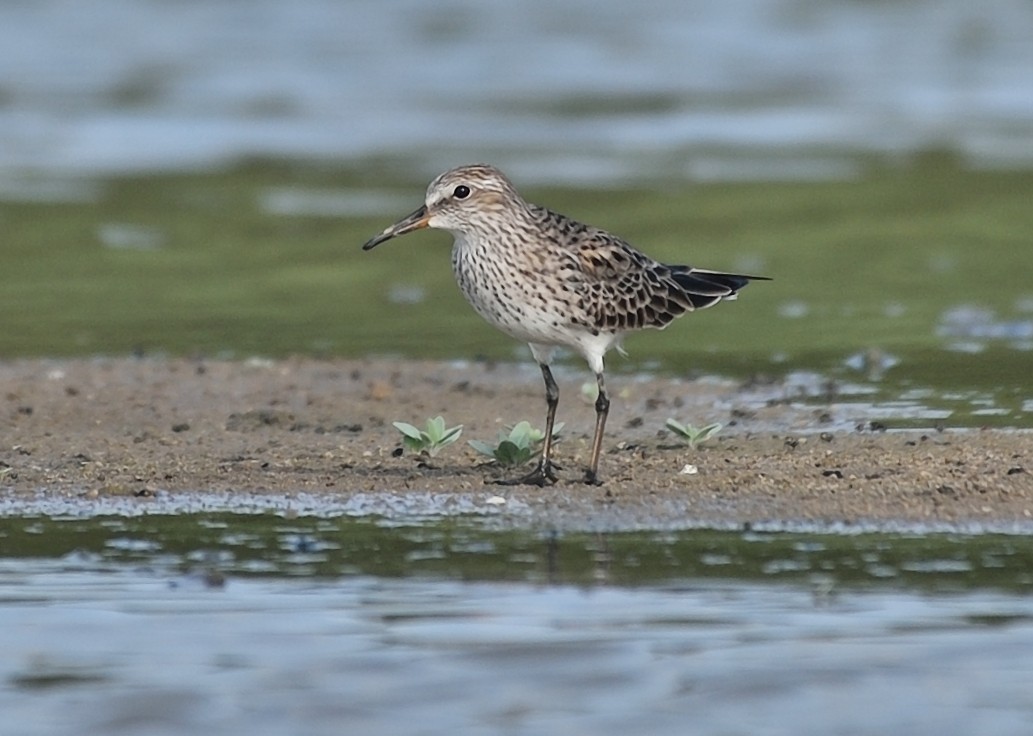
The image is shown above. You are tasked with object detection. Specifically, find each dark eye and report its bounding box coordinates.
[453,185,471,199]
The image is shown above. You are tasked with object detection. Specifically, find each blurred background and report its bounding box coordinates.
[3,0,1033,425]
[2,0,1032,180]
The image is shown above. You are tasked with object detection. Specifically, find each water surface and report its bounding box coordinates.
[2,0,1032,182]
[2,512,1032,735]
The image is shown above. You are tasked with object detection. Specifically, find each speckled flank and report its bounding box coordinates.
[363,164,768,485]
[430,166,758,355]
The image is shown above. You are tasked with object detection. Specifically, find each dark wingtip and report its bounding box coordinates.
[673,270,752,294]
[713,272,772,289]
[669,268,769,309]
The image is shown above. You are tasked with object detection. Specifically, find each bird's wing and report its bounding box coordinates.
[574,235,689,330]
[531,205,762,332]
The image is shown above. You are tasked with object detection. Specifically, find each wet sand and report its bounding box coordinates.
[2,357,1031,528]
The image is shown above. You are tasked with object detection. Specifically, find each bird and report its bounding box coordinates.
[362,164,768,486]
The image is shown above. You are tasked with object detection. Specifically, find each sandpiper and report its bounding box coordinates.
[362,164,768,486]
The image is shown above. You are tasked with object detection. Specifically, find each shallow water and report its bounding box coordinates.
[2,511,1032,735]
[2,0,1032,182]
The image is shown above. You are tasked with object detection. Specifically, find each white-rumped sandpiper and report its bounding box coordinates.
[363,164,768,485]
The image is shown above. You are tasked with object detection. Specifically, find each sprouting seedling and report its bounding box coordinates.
[392,416,463,457]
[665,419,723,449]
[469,420,565,468]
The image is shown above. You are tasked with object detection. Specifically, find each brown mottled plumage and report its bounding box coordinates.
[362,164,768,486]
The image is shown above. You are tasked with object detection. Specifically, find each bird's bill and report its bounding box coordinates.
[361,205,430,250]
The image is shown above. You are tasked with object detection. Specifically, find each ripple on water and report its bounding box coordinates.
[2,508,1033,733]
[1,556,1032,736]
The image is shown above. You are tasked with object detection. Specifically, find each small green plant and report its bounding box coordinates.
[393,416,463,457]
[469,421,564,467]
[665,418,723,449]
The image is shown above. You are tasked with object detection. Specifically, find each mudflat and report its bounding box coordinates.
[2,357,1030,527]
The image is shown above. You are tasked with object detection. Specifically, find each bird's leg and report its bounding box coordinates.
[584,372,609,485]
[537,364,560,477]
[496,364,561,487]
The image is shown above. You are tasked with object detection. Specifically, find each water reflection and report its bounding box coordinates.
[1,514,1032,735]
[3,513,1033,590]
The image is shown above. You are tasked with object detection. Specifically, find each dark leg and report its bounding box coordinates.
[496,364,561,487]
[584,372,609,485]
[537,364,560,476]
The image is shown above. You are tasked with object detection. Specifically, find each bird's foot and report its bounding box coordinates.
[495,460,561,487]
[582,469,603,486]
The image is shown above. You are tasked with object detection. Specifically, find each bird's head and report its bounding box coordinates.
[362,164,524,250]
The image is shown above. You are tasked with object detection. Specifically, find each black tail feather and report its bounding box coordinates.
[670,268,769,310]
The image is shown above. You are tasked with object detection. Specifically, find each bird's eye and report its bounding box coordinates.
[453,185,471,199]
